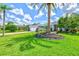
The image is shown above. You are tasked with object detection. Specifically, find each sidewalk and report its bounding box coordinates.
[0,31,28,36]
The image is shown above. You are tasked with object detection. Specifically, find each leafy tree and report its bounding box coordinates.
[58,17,65,28]
[58,14,69,32]
[58,13,79,33]
[6,22,17,32]
[25,25,30,31]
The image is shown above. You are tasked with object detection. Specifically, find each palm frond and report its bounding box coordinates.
[0,3,12,10]
[28,3,39,8]
[51,3,65,11]
[51,3,57,11]
[33,3,39,8]
[62,3,65,6]
[37,3,46,14]
[5,6,12,10]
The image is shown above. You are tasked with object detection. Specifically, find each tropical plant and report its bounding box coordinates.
[0,3,12,36]
[31,3,64,33]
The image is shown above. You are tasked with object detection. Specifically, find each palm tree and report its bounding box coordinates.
[31,3,64,33]
[0,3,12,36]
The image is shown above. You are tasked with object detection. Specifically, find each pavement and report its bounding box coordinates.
[0,31,28,36]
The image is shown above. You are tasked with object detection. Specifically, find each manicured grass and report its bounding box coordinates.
[0,32,79,56]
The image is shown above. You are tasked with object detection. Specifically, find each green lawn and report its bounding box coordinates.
[0,32,79,56]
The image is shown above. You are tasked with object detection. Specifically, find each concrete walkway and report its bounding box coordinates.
[0,31,28,36]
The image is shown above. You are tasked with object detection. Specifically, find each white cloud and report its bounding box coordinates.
[10,15,16,18]
[76,8,79,11]
[66,3,77,10]
[7,14,16,18]
[73,8,79,12]
[14,18,23,25]
[23,19,31,24]
[35,5,39,10]
[15,18,21,22]
[9,8,24,16]
[16,22,23,25]
[56,17,59,20]
[9,7,32,25]
[24,14,32,21]
[20,8,24,15]
[26,4,33,10]
[54,16,59,21]
[7,19,14,22]
[19,14,32,24]
[45,8,48,12]
[51,11,56,16]
[75,8,79,11]
[34,11,44,19]
[45,14,48,18]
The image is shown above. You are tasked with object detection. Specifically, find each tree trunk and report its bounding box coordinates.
[2,10,5,36]
[47,3,51,33]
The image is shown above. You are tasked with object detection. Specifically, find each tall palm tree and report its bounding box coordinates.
[31,3,64,33]
[0,3,12,36]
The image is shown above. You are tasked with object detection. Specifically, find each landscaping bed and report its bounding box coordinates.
[35,32,64,40]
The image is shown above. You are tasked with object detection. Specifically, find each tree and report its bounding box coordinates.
[25,25,30,31]
[58,14,68,32]
[58,17,65,28]
[0,3,12,36]
[6,22,17,32]
[68,13,79,33]
[58,13,79,33]
[31,3,64,33]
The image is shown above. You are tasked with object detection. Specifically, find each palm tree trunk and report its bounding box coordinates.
[2,10,5,36]
[47,3,51,33]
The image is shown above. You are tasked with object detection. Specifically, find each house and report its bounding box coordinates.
[29,21,59,32]
[29,24,39,31]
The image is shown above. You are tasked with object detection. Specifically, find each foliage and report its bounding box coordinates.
[58,13,79,33]
[18,25,30,31]
[22,25,30,31]
[5,22,17,32]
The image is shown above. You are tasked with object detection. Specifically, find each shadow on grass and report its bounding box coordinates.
[4,34,60,51]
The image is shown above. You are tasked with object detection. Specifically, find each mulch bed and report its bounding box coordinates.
[35,33,64,40]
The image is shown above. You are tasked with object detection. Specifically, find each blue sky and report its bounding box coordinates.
[0,3,79,25]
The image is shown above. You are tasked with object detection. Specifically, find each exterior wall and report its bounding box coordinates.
[30,27,37,31]
[29,25,39,31]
